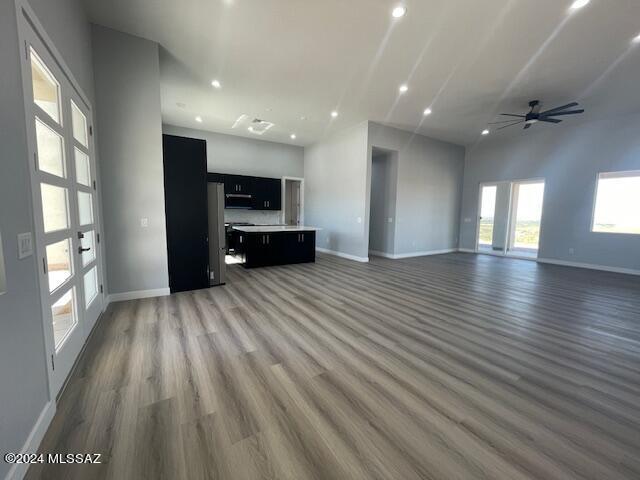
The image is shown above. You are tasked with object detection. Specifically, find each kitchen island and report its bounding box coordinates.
[232,226,320,268]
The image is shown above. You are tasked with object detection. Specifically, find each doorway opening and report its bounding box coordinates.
[476,179,545,259]
[283,177,303,226]
[368,148,398,257]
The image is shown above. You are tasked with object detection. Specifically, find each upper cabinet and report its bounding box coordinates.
[254,177,281,211]
[208,173,281,211]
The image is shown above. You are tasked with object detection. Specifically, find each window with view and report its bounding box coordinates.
[592,171,640,235]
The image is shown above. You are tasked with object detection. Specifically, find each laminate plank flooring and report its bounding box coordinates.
[26,253,640,480]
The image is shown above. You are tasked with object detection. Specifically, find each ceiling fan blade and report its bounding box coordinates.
[540,102,578,115]
[489,119,525,124]
[499,113,526,118]
[523,123,532,130]
[538,117,562,124]
[540,109,584,117]
[497,120,524,130]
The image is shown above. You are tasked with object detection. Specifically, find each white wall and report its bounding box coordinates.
[368,123,466,256]
[304,122,370,260]
[459,113,640,272]
[0,1,95,478]
[162,125,304,225]
[92,25,169,296]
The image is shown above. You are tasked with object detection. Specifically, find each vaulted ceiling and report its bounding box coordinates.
[84,0,640,146]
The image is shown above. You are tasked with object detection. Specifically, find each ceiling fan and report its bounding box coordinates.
[490,100,584,130]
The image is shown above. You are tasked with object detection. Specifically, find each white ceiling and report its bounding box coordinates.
[84,0,640,147]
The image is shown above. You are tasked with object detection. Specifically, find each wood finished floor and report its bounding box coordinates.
[27,253,640,480]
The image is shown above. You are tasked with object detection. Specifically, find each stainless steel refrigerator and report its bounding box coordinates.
[208,183,226,286]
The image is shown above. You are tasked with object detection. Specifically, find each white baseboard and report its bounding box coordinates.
[316,248,369,263]
[370,248,458,259]
[107,287,171,303]
[5,401,55,480]
[457,248,476,253]
[537,258,640,276]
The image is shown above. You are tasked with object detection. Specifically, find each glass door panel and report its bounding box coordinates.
[35,119,66,177]
[51,289,77,349]
[46,238,73,292]
[477,185,497,252]
[30,49,61,123]
[507,181,545,258]
[40,183,70,233]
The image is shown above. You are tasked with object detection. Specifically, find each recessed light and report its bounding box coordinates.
[195,116,203,123]
[392,5,407,18]
[633,33,640,44]
[569,0,590,10]
[290,134,296,140]
[423,108,432,116]
[481,129,490,135]
[211,79,221,88]
[399,84,409,94]
[331,111,339,118]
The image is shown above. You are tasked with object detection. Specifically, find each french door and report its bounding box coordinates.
[476,179,545,258]
[19,19,104,395]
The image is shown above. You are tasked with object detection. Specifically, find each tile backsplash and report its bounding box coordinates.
[224,209,283,225]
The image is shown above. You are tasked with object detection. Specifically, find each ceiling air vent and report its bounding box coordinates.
[247,118,274,135]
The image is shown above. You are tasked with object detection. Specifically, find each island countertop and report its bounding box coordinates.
[232,225,322,233]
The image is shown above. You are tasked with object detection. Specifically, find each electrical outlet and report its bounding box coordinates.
[568,247,575,255]
[356,217,362,224]
[388,217,393,223]
[140,218,149,228]
[17,232,33,259]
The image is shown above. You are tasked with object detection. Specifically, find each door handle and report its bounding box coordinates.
[78,246,91,254]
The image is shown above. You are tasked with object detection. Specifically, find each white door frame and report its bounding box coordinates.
[281,176,304,226]
[15,0,106,398]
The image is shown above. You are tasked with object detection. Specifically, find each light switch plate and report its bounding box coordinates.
[140,218,149,228]
[17,232,33,259]
[0,231,6,295]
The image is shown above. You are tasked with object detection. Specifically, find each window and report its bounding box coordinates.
[592,171,640,235]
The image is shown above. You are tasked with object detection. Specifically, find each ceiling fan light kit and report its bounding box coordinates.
[488,100,585,131]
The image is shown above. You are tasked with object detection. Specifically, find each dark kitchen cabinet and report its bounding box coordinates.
[224,174,253,194]
[245,232,283,268]
[243,231,315,268]
[207,172,281,210]
[253,177,281,210]
[163,135,209,293]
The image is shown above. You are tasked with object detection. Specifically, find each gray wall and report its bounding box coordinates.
[368,123,466,256]
[459,113,640,271]
[368,152,398,254]
[162,125,304,225]
[93,25,169,295]
[0,1,95,477]
[304,122,370,259]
